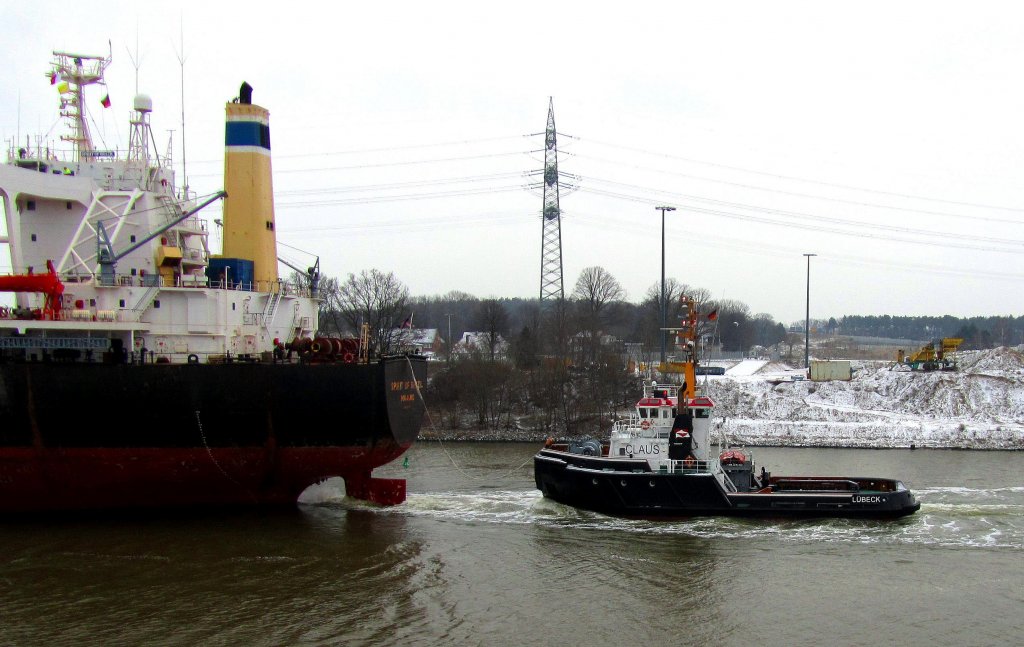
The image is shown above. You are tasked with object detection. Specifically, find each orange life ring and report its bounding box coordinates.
[640,420,651,430]
[343,352,355,363]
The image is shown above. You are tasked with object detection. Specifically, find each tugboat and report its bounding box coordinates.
[534,296,920,519]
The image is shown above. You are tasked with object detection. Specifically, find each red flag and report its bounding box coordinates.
[708,309,718,321]
[100,94,111,108]
[49,72,57,85]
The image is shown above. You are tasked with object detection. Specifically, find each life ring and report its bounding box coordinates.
[343,352,355,363]
[187,353,200,364]
[640,420,651,430]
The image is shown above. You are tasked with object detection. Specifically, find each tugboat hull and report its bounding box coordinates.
[535,449,921,520]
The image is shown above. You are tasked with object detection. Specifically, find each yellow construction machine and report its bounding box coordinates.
[896,338,964,371]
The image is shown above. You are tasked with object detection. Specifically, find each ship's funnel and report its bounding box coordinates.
[222,82,278,287]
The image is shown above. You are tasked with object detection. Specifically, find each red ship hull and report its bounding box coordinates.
[0,445,412,512]
[0,356,427,512]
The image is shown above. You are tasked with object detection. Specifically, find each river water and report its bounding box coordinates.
[1,444,1021,646]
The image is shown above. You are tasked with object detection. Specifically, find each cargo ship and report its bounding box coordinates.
[534,296,920,519]
[0,50,426,512]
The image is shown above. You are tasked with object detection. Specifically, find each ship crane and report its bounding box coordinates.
[0,260,65,320]
[277,255,320,298]
[94,191,226,285]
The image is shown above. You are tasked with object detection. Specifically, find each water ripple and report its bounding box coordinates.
[327,487,1024,551]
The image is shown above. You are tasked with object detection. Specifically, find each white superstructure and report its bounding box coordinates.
[0,50,317,362]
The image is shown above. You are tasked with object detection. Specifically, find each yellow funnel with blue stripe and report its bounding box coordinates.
[222,82,278,287]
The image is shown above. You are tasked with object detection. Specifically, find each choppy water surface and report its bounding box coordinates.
[1,444,1021,646]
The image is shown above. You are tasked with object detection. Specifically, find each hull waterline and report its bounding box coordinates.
[0,356,427,511]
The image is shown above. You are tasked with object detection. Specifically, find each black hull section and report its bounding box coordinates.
[0,356,427,510]
[0,356,425,449]
[535,449,921,520]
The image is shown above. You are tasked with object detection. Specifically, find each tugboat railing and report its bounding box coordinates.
[659,459,712,474]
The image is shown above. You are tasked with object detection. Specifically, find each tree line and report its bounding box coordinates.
[306,266,792,358]
[826,315,1023,350]
[295,267,1020,435]
[300,266,791,435]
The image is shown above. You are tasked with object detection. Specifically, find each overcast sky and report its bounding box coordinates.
[3,1,1023,324]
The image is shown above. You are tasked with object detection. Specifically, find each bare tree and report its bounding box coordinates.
[640,280,715,356]
[290,270,345,336]
[573,267,626,317]
[338,269,409,355]
[784,332,803,362]
[473,299,510,361]
[572,266,625,362]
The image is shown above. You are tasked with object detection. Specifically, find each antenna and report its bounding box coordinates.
[173,16,188,197]
[126,22,142,95]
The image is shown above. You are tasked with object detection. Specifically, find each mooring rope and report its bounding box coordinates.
[195,409,253,497]
[405,357,534,481]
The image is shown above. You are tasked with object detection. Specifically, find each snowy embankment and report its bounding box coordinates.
[708,347,1024,450]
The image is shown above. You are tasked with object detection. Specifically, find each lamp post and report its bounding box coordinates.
[656,206,675,366]
[445,313,454,365]
[803,253,816,369]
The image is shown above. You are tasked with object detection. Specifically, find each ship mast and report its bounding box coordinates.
[50,49,111,162]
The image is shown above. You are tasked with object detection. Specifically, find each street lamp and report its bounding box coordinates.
[803,253,816,369]
[445,313,454,365]
[656,206,675,366]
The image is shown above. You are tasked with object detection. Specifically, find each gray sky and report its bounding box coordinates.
[3,0,1023,324]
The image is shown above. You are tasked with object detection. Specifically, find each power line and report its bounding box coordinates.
[580,136,1024,214]
[572,211,1024,283]
[573,185,1024,255]
[572,151,1024,227]
[188,150,529,178]
[579,175,1024,248]
[275,184,527,208]
[181,134,527,166]
[274,170,527,197]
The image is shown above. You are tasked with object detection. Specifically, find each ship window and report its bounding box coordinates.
[89,299,96,307]
[31,234,37,242]
[638,408,649,418]
[27,200,36,211]
[119,299,126,307]
[154,300,161,308]
[266,220,275,231]
[131,268,137,276]
[130,235,137,243]
[232,302,236,311]
[662,410,670,418]
[66,201,72,210]
[695,409,709,418]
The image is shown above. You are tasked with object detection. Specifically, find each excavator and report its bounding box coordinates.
[895,338,963,371]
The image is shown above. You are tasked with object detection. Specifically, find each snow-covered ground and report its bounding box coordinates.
[703,347,1024,450]
[724,359,768,376]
